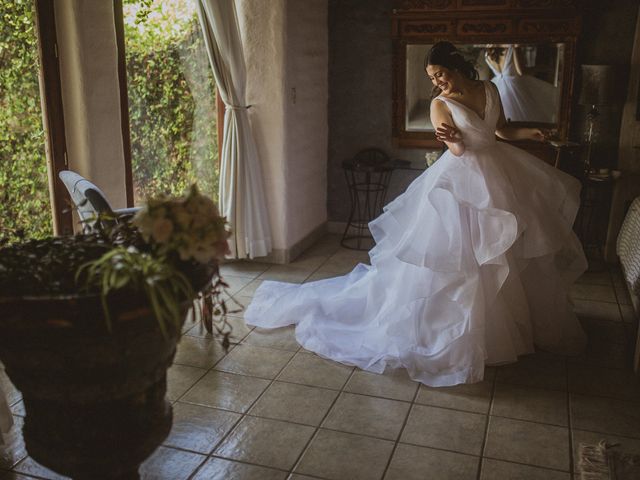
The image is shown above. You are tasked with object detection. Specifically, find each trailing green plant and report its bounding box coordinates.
[0,186,234,346]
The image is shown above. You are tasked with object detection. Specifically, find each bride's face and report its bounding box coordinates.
[426,65,458,95]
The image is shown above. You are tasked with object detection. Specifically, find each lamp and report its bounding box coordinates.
[578,65,620,173]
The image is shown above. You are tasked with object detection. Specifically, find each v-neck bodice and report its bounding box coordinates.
[434,81,499,150]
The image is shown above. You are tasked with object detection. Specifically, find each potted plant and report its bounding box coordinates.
[0,186,231,479]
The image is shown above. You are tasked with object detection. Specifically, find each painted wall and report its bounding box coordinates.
[239,0,328,258]
[327,0,639,224]
[284,0,329,245]
[54,0,127,210]
[237,0,288,251]
[327,0,426,223]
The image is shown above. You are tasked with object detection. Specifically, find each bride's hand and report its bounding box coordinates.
[529,128,546,142]
[436,123,462,144]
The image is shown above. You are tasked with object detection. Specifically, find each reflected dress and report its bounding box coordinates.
[488,46,559,123]
[245,80,587,387]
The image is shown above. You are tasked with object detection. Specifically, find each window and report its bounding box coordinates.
[118,0,220,206]
[1,0,69,238]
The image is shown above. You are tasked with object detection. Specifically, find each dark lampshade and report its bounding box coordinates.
[578,65,621,106]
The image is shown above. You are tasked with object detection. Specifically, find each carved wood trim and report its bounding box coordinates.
[518,18,579,35]
[400,20,454,36]
[458,19,512,35]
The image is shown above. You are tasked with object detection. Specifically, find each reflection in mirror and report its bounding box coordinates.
[406,43,565,132]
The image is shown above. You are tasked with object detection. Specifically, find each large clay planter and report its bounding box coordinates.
[0,283,204,479]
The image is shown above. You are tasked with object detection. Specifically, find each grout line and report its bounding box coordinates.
[187,340,303,480]
[565,357,575,477]
[379,380,421,479]
[476,369,497,480]
[287,367,357,477]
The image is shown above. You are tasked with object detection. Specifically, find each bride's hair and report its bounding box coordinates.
[425,41,479,98]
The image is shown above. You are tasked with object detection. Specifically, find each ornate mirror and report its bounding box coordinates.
[392,0,580,151]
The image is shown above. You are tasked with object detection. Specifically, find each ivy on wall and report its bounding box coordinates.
[0,0,219,241]
[123,0,219,205]
[0,0,51,239]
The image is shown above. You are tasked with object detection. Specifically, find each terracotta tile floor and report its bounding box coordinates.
[1,234,639,480]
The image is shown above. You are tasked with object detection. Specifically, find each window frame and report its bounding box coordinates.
[113,0,223,208]
[34,0,73,235]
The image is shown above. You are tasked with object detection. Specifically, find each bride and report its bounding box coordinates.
[245,41,586,387]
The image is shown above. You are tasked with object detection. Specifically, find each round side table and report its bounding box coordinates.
[341,149,394,250]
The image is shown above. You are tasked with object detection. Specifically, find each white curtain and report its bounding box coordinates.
[196,0,272,259]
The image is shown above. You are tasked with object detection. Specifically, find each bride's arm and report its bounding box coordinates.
[493,85,545,142]
[430,99,465,156]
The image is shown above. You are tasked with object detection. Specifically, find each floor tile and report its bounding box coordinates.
[576,271,612,286]
[615,283,633,305]
[384,443,478,480]
[480,458,569,480]
[568,335,634,370]
[491,383,568,426]
[192,457,286,480]
[13,457,69,480]
[579,318,631,345]
[495,355,567,391]
[242,326,300,352]
[620,304,638,324]
[181,371,269,413]
[166,364,207,402]
[163,402,241,453]
[278,353,353,390]
[226,315,254,342]
[249,381,338,426]
[295,429,394,480]
[416,379,493,414]
[257,266,312,284]
[316,258,361,275]
[288,252,331,271]
[215,345,294,379]
[570,394,640,438]
[322,392,410,440]
[304,271,342,282]
[235,279,264,297]
[573,299,622,322]
[215,416,314,470]
[139,446,205,480]
[568,364,640,401]
[401,404,486,456]
[223,275,255,295]
[571,428,640,474]
[184,315,252,345]
[219,261,271,279]
[174,336,226,369]
[344,369,419,402]
[484,416,570,471]
[570,284,617,303]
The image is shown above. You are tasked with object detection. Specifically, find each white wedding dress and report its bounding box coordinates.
[488,46,559,124]
[245,80,587,386]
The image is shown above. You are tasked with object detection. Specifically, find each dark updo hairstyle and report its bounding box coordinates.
[424,41,479,98]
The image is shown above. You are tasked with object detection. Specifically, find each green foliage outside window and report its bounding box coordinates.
[123,0,219,205]
[0,1,51,239]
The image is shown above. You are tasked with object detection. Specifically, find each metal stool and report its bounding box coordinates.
[341,148,394,250]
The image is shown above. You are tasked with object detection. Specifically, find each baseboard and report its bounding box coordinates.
[236,222,329,265]
[327,221,347,234]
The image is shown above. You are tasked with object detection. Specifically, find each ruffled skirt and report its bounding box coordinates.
[245,143,587,386]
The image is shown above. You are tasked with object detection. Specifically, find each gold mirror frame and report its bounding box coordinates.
[391,0,581,150]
